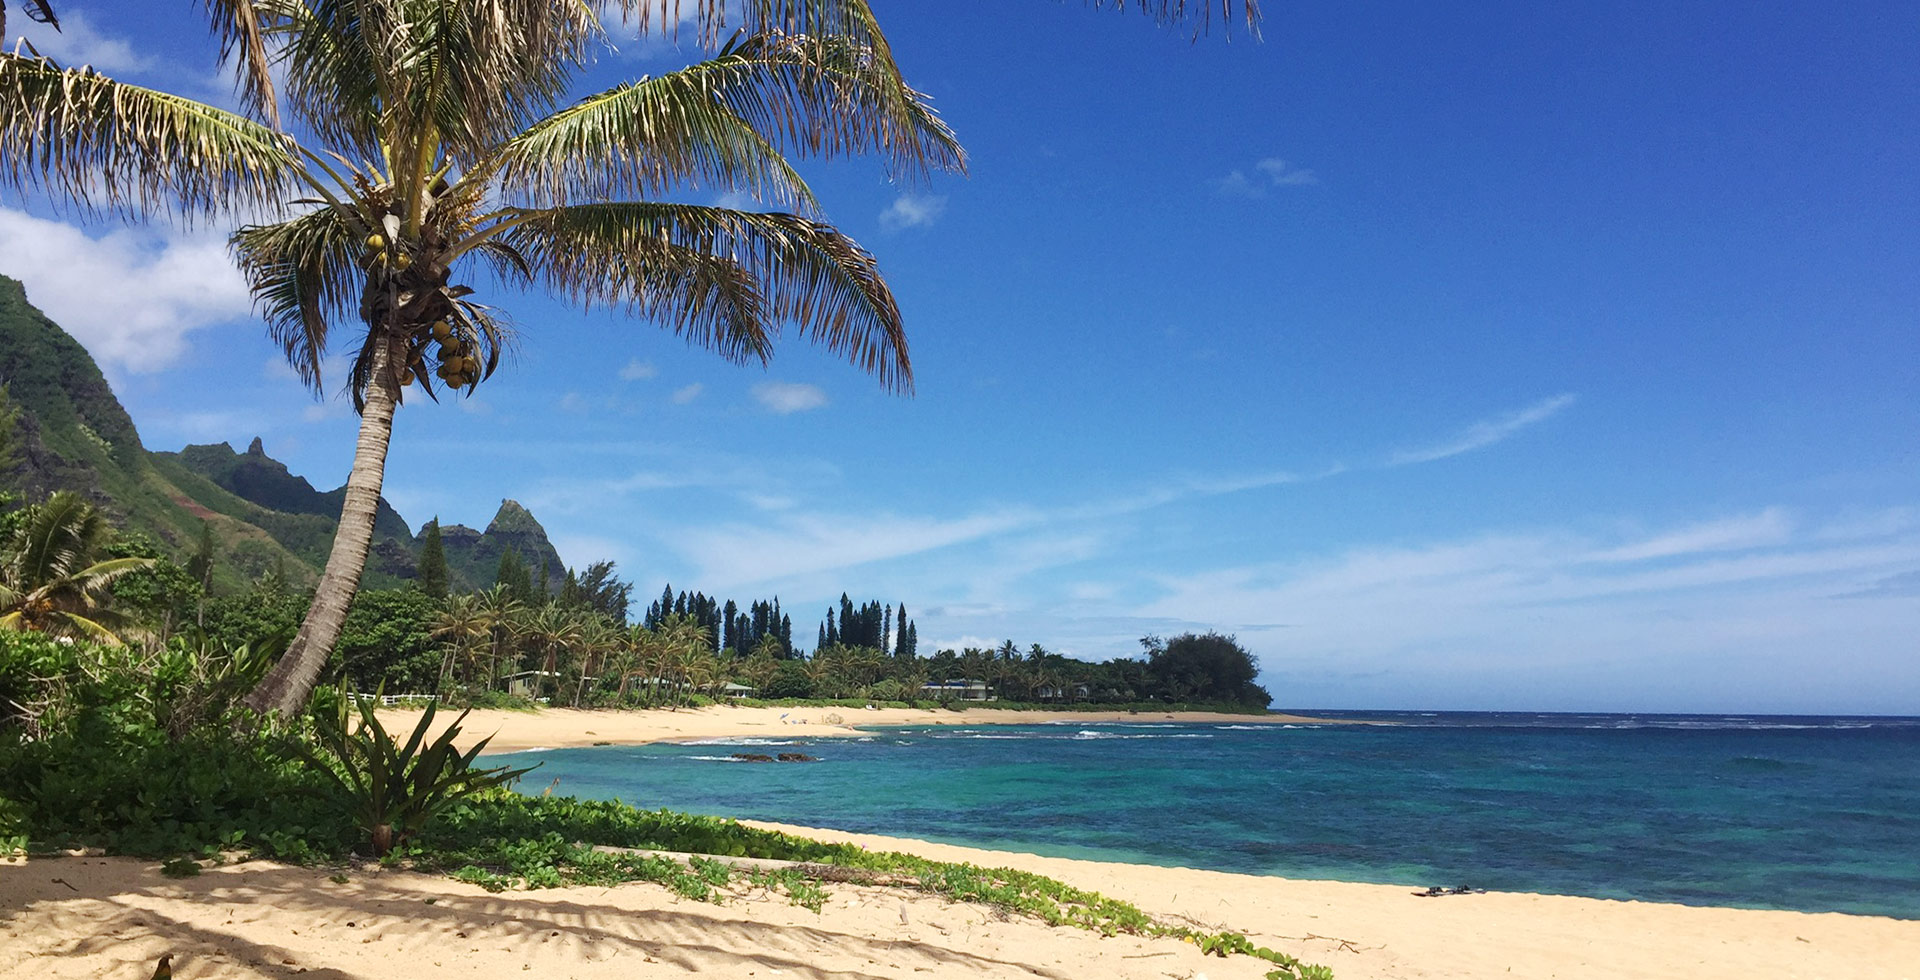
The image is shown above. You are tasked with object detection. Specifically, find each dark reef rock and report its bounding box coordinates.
[775,753,818,762]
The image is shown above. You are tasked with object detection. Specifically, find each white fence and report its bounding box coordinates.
[347,692,445,707]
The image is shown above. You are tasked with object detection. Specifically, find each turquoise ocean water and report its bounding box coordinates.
[490,712,1920,918]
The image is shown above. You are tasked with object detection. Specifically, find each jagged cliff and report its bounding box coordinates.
[0,275,569,594]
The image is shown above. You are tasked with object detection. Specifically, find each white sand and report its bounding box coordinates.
[375,704,1343,755]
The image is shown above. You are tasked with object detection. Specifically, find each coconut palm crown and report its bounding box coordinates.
[0,492,156,644]
[2,0,975,714]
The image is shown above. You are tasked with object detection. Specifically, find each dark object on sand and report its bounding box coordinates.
[151,954,173,980]
[1413,885,1484,897]
[776,752,819,762]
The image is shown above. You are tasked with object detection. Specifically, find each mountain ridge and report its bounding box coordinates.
[0,274,568,594]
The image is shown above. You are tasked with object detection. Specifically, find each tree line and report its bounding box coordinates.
[2,490,1272,711]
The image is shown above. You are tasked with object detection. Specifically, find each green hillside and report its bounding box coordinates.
[0,275,572,596]
[0,276,316,591]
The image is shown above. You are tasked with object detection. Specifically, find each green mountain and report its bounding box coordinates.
[0,276,316,590]
[0,275,570,595]
[429,499,569,593]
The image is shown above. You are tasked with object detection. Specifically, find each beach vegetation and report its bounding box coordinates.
[297,693,534,857]
[0,626,1324,975]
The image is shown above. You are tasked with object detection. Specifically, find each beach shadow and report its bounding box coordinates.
[7,858,1073,980]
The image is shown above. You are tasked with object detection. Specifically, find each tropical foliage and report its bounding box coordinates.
[0,492,155,643]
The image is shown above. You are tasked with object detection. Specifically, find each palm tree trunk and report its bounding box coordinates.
[244,334,404,716]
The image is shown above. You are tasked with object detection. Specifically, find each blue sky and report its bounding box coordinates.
[2,1,1915,713]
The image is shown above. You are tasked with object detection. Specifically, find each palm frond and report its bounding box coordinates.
[613,0,1260,40]
[275,0,604,167]
[232,204,366,394]
[201,0,279,126]
[6,492,106,589]
[1087,0,1262,39]
[494,28,960,210]
[0,52,299,219]
[496,202,909,392]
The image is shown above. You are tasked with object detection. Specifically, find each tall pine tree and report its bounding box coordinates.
[416,518,448,598]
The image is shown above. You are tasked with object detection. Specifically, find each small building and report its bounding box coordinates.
[922,679,994,701]
[504,670,564,700]
[721,682,757,699]
[1035,683,1090,701]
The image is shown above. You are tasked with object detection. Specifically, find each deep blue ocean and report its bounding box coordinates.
[490,711,1920,919]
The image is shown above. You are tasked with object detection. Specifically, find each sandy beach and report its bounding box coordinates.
[6,706,1914,980]
[373,704,1344,755]
[4,831,1915,980]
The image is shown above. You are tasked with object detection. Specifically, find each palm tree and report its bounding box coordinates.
[0,492,155,644]
[428,592,489,688]
[1,1,960,716]
[570,617,621,707]
[473,584,526,689]
[4,0,1261,716]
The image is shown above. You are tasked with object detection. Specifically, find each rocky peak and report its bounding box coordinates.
[246,436,266,456]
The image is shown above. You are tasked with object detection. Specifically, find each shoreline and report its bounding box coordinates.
[376,703,1349,755]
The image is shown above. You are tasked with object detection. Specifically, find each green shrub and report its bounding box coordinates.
[298,695,535,856]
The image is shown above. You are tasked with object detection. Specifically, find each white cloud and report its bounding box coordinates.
[1133,507,1920,711]
[1215,157,1319,197]
[618,358,658,381]
[670,382,704,405]
[12,11,150,74]
[0,208,252,372]
[596,0,699,59]
[752,381,829,415]
[878,194,947,231]
[1388,393,1576,465]
[1255,158,1318,186]
[1587,509,1794,564]
[668,508,1038,589]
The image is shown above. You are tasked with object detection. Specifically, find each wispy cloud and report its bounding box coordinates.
[1215,157,1319,197]
[11,11,150,73]
[1388,393,1576,465]
[670,382,704,405]
[0,208,251,373]
[752,381,829,415]
[879,194,947,231]
[667,508,1038,589]
[618,359,658,381]
[1586,509,1793,564]
[1132,507,1920,710]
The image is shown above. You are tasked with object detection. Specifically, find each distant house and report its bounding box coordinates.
[1035,683,1090,701]
[922,678,993,701]
[721,682,757,699]
[504,670,565,700]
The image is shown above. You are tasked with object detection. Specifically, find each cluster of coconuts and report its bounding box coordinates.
[363,230,414,271]
[426,319,480,390]
[365,224,479,392]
